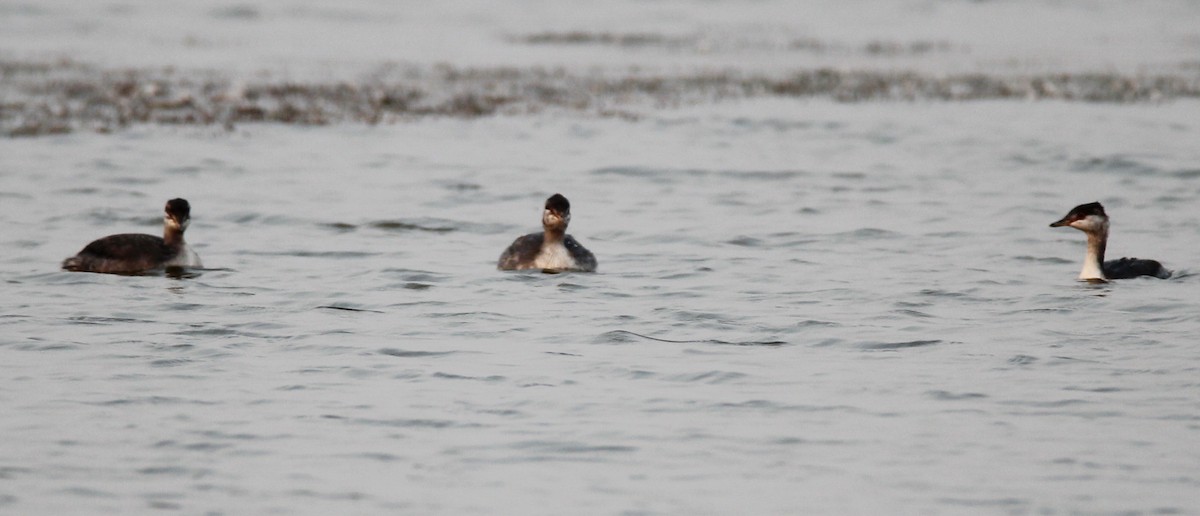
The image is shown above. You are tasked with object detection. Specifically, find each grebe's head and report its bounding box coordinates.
[164,198,191,231]
[542,193,571,232]
[1050,201,1108,233]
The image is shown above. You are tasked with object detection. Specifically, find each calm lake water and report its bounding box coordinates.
[3,1,1200,515]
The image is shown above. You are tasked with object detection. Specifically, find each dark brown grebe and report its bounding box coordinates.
[62,198,202,274]
[1050,202,1169,281]
[498,193,597,272]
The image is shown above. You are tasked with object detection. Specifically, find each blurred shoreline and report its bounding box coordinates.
[5,1,1200,137]
[5,57,1199,137]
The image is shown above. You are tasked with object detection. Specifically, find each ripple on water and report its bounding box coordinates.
[1014,255,1073,264]
[381,269,450,282]
[1007,355,1038,366]
[795,319,841,329]
[57,487,117,499]
[247,250,380,259]
[725,236,765,247]
[1000,398,1090,409]
[937,498,1030,509]
[92,396,218,406]
[926,390,988,401]
[375,280,427,291]
[171,326,247,338]
[320,222,358,233]
[11,341,80,351]
[330,416,480,429]
[714,399,861,413]
[431,372,505,382]
[427,311,511,321]
[136,466,213,477]
[510,440,638,455]
[0,314,32,325]
[318,305,385,314]
[368,219,457,233]
[150,358,193,368]
[662,370,748,384]
[0,467,33,480]
[893,309,935,319]
[1063,386,1126,393]
[1070,154,1164,176]
[67,316,148,325]
[590,166,682,184]
[224,213,305,226]
[362,219,509,235]
[153,440,230,452]
[857,339,943,350]
[918,288,978,299]
[593,330,787,347]
[0,191,34,200]
[378,348,457,358]
[830,228,902,240]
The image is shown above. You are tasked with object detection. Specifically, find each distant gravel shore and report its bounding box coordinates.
[4,59,1199,137]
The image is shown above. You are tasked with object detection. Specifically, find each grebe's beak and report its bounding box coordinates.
[1049,215,1074,228]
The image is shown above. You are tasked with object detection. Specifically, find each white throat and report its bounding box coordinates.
[1078,243,1106,281]
[1075,216,1109,281]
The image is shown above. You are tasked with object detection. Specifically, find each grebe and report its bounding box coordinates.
[498,193,597,272]
[1049,201,1169,281]
[62,198,202,274]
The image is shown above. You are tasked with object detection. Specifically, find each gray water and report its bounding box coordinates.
[4,1,1200,515]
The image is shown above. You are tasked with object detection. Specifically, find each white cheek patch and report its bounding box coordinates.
[1070,214,1106,232]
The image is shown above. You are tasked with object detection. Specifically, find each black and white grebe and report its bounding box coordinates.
[498,193,597,272]
[1050,201,1169,281]
[62,198,202,274]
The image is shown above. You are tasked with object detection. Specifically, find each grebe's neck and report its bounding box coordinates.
[1080,229,1107,281]
[543,225,565,244]
[164,220,187,247]
[541,207,569,245]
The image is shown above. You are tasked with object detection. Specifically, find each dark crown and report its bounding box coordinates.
[544,194,570,214]
[1067,201,1106,218]
[165,198,191,219]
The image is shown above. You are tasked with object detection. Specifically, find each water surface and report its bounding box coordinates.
[3,1,1200,514]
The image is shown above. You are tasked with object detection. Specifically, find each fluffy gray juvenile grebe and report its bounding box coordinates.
[63,198,202,274]
[498,193,597,272]
[1050,201,1169,281]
